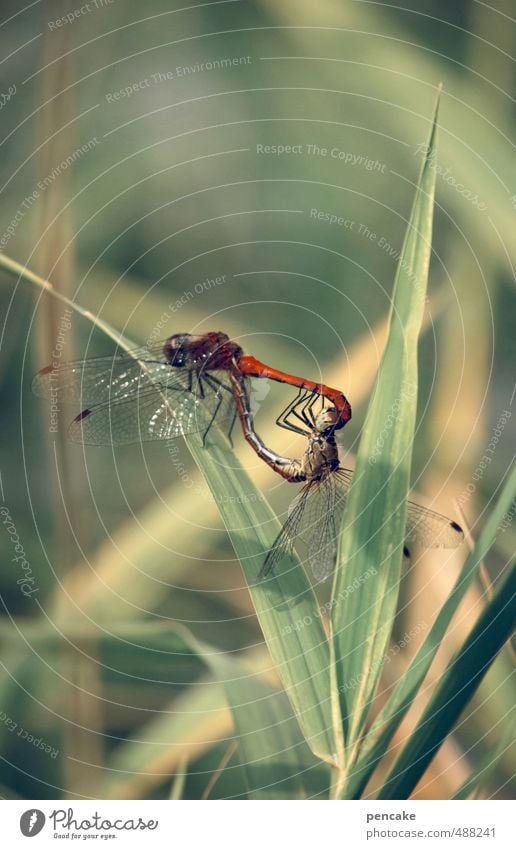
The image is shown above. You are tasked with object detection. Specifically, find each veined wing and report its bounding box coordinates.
[404,501,463,549]
[32,341,184,405]
[68,379,236,446]
[260,466,463,580]
[258,482,312,579]
[259,473,348,581]
[296,473,347,580]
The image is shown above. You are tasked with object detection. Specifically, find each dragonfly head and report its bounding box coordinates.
[163,332,239,368]
[314,405,340,435]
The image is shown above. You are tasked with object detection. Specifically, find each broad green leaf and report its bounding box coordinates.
[2,251,337,765]
[186,434,337,764]
[228,674,330,799]
[230,676,330,799]
[330,91,440,751]
[193,637,330,799]
[345,463,516,798]
[473,649,516,779]
[378,562,516,799]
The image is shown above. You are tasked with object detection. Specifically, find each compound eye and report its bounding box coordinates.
[164,334,190,366]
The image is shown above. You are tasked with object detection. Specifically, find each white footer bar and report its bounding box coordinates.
[3,799,512,848]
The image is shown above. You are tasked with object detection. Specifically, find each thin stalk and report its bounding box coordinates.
[0,253,132,351]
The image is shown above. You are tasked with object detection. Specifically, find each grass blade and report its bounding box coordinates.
[345,463,516,796]
[330,89,440,753]
[378,562,516,799]
[186,435,337,764]
[229,675,330,799]
[2,252,337,765]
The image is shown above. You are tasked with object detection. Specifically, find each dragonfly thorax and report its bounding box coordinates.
[301,433,340,482]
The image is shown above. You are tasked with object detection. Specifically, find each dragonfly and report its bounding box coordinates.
[256,390,464,581]
[32,332,352,465]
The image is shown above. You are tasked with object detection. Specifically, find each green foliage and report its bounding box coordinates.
[330,92,439,767]
[3,88,513,801]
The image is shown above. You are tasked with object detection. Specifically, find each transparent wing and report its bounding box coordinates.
[260,473,349,581]
[304,473,348,580]
[404,501,463,549]
[334,467,462,550]
[260,466,463,580]
[68,380,236,446]
[258,483,312,579]
[305,469,350,578]
[32,341,184,405]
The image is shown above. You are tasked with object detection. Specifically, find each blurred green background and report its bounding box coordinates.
[0,0,514,799]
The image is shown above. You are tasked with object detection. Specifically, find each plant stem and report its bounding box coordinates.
[0,252,131,351]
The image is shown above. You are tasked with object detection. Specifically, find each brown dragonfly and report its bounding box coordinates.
[255,391,463,581]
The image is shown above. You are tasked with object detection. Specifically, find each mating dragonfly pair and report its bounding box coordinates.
[33,331,463,580]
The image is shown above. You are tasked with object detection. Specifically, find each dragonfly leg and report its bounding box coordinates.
[276,388,311,435]
[200,389,222,447]
[280,388,318,432]
[276,401,304,434]
[201,373,233,447]
[299,389,319,428]
[203,373,232,396]
[196,372,205,399]
[290,389,314,429]
[226,406,238,448]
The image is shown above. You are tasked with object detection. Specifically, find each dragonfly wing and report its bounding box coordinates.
[259,463,462,581]
[337,467,462,550]
[258,486,311,579]
[303,473,349,581]
[68,380,236,445]
[260,472,350,582]
[307,520,338,581]
[405,500,463,549]
[32,342,187,405]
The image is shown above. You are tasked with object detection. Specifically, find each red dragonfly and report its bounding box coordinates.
[32,332,351,474]
[256,391,464,581]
